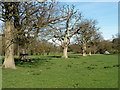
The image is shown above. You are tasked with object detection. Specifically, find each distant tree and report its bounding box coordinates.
[68,44,82,54]
[112,38,120,54]
[87,32,103,54]
[75,19,100,56]
[97,40,113,54]
[27,39,58,56]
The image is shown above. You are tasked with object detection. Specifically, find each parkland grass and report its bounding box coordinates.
[2,53,118,88]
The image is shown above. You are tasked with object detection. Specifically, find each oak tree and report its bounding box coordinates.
[47,5,82,58]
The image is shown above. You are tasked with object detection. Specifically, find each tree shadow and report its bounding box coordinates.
[47,55,61,58]
[1,53,82,68]
[47,54,82,59]
[15,57,51,68]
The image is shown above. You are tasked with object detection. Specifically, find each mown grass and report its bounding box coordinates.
[1,53,118,88]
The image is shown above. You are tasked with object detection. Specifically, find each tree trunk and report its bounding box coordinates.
[89,47,91,56]
[42,50,45,56]
[62,46,68,58]
[18,46,30,61]
[2,20,16,69]
[89,51,91,56]
[17,44,20,56]
[82,43,87,56]
[33,51,36,56]
[21,47,26,60]
[28,50,31,56]
[22,47,26,54]
[93,50,96,54]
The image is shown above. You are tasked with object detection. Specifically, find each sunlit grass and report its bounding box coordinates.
[2,53,118,88]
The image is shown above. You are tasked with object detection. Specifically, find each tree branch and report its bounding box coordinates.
[52,39,62,47]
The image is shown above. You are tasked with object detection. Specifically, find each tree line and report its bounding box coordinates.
[69,38,119,55]
[1,35,119,56]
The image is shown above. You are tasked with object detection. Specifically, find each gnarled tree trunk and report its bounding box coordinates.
[62,46,68,58]
[2,20,16,69]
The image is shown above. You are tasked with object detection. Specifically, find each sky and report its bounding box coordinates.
[59,2,118,40]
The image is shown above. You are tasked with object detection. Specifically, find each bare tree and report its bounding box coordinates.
[0,1,67,68]
[88,32,103,55]
[47,5,82,58]
[75,19,100,56]
[15,1,67,57]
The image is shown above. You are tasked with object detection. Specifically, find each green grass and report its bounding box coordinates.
[2,53,118,88]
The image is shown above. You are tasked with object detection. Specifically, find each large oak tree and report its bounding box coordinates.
[47,5,82,58]
[0,1,67,69]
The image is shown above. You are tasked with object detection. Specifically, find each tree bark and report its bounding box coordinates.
[62,46,68,58]
[82,43,87,56]
[2,20,16,69]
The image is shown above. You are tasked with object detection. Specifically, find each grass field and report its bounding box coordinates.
[1,53,118,88]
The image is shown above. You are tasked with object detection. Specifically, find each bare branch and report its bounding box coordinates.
[52,39,62,47]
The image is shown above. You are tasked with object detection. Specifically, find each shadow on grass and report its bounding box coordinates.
[103,54,114,55]
[47,54,82,59]
[1,53,82,68]
[15,57,51,68]
[1,56,56,68]
[47,56,61,58]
